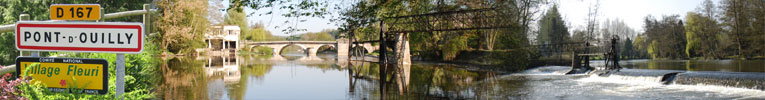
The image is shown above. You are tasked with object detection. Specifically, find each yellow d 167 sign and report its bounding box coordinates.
[16,57,108,94]
[50,4,101,20]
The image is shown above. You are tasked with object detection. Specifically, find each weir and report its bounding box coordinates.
[583,67,765,90]
[546,36,765,91]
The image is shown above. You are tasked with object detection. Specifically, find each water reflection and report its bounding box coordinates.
[156,53,500,99]
[156,55,765,99]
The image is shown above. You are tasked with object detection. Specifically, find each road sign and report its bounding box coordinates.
[15,21,144,53]
[50,4,101,20]
[16,57,108,94]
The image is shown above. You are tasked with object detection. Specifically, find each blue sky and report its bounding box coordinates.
[212,0,715,36]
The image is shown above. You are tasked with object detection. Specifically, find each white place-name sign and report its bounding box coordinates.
[15,22,143,53]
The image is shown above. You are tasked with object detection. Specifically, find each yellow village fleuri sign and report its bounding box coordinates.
[16,57,108,94]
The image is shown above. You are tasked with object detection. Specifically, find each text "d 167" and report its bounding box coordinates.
[50,4,101,20]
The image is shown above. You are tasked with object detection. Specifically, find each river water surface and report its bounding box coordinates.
[156,53,765,100]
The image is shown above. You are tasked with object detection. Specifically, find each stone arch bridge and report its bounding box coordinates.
[241,39,378,58]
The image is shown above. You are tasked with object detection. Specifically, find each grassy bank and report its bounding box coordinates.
[414,49,536,72]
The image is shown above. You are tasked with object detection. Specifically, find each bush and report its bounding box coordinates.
[11,40,161,100]
[1,72,27,100]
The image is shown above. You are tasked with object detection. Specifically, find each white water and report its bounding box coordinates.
[503,66,765,99]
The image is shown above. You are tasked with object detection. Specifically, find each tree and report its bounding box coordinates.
[622,38,633,59]
[155,0,210,54]
[297,29,337,41]
[536,5,570,45]
[682,0,724,59]
[224,7,248,30]
[600,18,636,40]
[571,29,588,42]
[242,22,274,41]
[642,15,686,59]
[685,12,721,58]
[208,0,226,24]
[632,34,650,58]
[720,0,765,58]
[584,0,600,42]
[230,0,329,34]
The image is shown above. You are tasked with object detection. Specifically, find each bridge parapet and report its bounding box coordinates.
[239,39,378,59]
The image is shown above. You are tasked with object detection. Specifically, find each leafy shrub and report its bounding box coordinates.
[1,71,28,100]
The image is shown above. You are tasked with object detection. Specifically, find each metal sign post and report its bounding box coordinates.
[115,53,124,99]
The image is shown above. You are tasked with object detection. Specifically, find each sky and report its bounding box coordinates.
[212,0,715,36]
[557,0,716,32]
[214,0,345,36]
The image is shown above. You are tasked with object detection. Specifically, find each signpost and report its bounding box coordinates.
[15,57,108,94]
[10,4,149,99]
[15,22,144,53]
[50,4,101,20]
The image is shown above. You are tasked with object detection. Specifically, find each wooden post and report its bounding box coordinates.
[582,42,589,69]
[378,21,386,100]
[572,52,580,69]
[611,37,620,70]
[143,4,150,36]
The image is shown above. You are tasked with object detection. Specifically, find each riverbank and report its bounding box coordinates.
[413,50,535,72]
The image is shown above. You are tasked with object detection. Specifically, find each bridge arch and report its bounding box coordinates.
[276,44,308,55]
[314,44,336,53]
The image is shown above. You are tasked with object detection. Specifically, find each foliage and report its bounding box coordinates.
[229,0,329,34]
[451,50,532,71]
[720,0,765,58]
[0,32,17,65]
[154,0,209,54]
[14,39,161,100]
[536,5,570,45]
[240,22,276,41]
[296,29,337,41]
[632,35,649,58]
[622,38,634,59]
[641,15,686,59]
[600,18,636,40]
[333,0,542,68]
[223,8,248,31]
[1,72,27,100]
[241,46,274,55]
[684,12,722,58]
[224,8,278,42]
[441,33,468,61]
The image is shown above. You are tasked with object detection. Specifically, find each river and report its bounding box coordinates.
[155,53,765,100]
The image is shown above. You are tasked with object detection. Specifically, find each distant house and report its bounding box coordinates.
[204,25,240,54]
